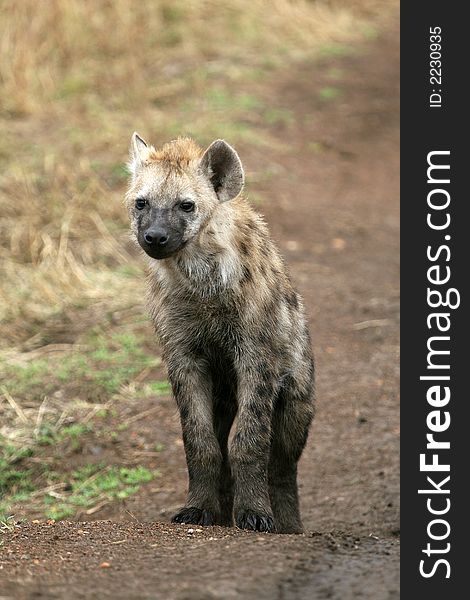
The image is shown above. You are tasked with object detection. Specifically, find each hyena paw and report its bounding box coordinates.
[171,507,215,526]
[235,510,276,533]
[275,522,304,535]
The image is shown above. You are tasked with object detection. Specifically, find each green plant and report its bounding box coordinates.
[44,464,158,520]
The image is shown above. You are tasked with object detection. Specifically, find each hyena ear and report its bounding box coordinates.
[128,132,149,177]
[200,140,244,202]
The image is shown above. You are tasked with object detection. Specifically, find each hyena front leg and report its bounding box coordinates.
[230,360,276,533]
[168,357,222,526]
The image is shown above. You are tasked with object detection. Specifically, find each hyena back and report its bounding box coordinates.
[126,133,315,533]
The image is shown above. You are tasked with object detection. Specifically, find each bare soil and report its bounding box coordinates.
[0,22,399,600]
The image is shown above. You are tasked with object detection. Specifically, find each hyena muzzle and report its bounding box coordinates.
[125,133,315,533]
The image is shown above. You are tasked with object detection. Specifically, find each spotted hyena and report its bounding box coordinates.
[125,133,314,533]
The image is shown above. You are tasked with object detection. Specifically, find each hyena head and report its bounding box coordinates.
[126,133,244,260]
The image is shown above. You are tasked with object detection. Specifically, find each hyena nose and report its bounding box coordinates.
[144,229,168,247]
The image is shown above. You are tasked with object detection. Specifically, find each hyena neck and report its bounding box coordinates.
[154,204,243,299]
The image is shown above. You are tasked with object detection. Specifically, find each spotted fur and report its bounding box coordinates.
[125,134,315,533]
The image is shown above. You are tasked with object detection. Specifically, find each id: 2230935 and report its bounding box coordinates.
[429,26,442,108]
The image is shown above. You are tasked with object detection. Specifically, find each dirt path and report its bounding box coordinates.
[0,22,399,600]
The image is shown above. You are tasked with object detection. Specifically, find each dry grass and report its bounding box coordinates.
[1,0,387,115]
[0,0,396,517]
[0,0,394,344]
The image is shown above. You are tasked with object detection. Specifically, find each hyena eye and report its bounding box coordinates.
[180,200,195,212]
[135,198,147,210]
